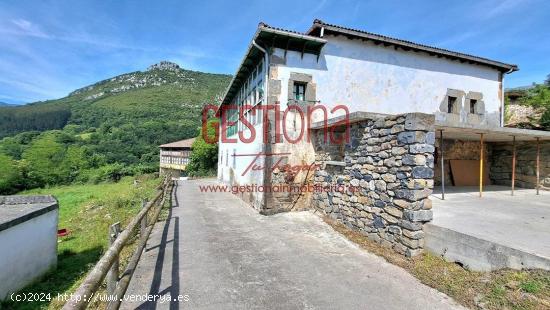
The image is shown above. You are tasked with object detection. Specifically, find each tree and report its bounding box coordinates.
[521,84,550,129]
[22,133,67,187]
[545,74,550,86]
[60,145,89,182]
[0,154,22,194]
[187,119,218,177]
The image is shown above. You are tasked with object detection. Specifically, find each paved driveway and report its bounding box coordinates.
[122,179,464,310]
[432,186,550,260]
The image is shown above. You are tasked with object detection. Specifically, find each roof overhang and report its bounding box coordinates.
[217,23,326,113]
[308,20,518,73]
[435,123,550,142]
[311,112,550,142]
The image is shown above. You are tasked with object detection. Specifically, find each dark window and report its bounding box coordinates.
[469,99,477,114]
[293,82,306,101]
[447,96,457,113]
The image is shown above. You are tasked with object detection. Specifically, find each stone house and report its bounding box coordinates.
[216,20,550,256]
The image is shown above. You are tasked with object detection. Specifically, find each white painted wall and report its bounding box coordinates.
[217,33,505,206]
[0,210,58,300]
[273,35,503,127]
[217,122,266,209]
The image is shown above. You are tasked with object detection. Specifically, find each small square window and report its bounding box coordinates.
[293,82,306,101]
[469,99,477,114]
[447,96,457,113]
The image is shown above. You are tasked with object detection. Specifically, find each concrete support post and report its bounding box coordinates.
[512,136,516,196]
[479,133,484,198]
[440,130,445,200]
[537,137,540,195]
[106,222,121,296]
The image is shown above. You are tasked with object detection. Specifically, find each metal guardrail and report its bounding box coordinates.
[62,178,174,310]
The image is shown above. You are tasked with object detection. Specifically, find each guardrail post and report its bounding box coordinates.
[141,199,148,242]
[106,222,121,296]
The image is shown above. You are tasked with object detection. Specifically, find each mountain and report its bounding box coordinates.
[0,61,231,193]
[0,102,18,107]
[0,61,231,138]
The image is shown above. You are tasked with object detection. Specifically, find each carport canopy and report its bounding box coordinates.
[434,123,550,200]
[435,123,550,142]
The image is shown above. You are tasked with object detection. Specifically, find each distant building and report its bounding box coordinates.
[159,138,195,176]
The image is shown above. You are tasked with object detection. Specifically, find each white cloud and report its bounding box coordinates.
[479,0,530,19]
[8,18,51,38]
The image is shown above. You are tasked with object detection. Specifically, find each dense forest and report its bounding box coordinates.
[0,61,230,194]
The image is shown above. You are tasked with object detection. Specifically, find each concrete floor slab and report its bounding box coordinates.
[122,179,464,310]
[427,186,550,270]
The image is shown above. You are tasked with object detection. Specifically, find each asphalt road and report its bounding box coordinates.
[122,179,464,310]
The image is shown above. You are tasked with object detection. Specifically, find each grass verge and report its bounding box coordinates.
[323,217,550,310]
[1,175,161,310]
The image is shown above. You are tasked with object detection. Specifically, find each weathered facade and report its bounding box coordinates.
[311,113,435,256]
[216,20,550,257]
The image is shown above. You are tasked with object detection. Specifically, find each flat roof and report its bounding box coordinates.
[310,111,550,142]
[0,195,58,232]
[308,19,518,73]
[436,123,550,142]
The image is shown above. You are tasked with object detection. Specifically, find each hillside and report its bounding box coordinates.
[0,61,230,194]
[0,61,230,138]
[505,82,550,130]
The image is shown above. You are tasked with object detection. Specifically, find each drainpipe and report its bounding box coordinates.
[252,40,271,211]
[501,67,515,127]
[252,40,269,110]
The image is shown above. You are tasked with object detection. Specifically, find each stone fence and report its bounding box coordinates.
[311,113,435,257]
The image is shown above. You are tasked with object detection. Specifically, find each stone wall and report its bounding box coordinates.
[490,141,550,190]
[311,113,436,257]
[434,140,491,186]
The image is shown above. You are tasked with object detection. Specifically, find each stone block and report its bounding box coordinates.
[421,198,432,210]
[405,248,424,257]
[393,199,411,209]
[391,146,408,155]
[373,215,385,228]
[404,113,435,131]
[404,210,433,222]
[391,124,405,133]
[409,144,435,154]
[402,154,427,166]
[397,131,426,144]
[399,220,422,231]
[384,206,403,218]
[400,236,424,249]
[406,179,429,190]
[374,180,387,191]
[381,213,399,224]
[426,131,435,144]
[402,229,425,239]
[381,173,397,182]
[388,225,402,235]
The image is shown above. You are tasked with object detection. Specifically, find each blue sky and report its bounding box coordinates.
[1,0,549,104]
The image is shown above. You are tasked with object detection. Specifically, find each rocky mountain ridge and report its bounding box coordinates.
[69,61,211,101]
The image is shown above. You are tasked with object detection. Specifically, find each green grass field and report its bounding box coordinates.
[1,175,161,310]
